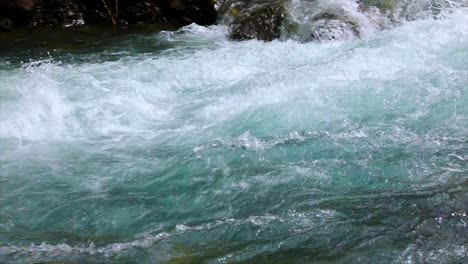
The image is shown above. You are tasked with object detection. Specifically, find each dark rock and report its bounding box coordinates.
[29,0,84,28]
[0,0,217,30]
[0,0,36,26]
[186,0,218,25]
[157,0,218,27]
[118,2,161,24]
[0,17,13,31]
[18,0,36,10]
[0,0,36,12]
[230,2,286,41]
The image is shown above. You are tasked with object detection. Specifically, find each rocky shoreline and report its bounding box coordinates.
[0,0,217,32]
[1,0,453,42]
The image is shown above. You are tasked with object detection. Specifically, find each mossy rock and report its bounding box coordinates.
[229,2,286,41]
[361,0,399,11]
[309,12,360,41]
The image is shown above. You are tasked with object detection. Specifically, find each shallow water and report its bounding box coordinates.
[0,5,467,264]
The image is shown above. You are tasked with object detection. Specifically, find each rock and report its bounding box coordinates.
[0,0,36,26]
[184,0,218,25]
[29,0,84,28]
[0,0,36,12]
[0,17,13,31]
[360,0,399,12]
[222,0,385,42]
[0,0,217,30]
[309,13,360,41]
[83,0,217,27]
[15,0,36,11]
[281,0,371,42]
[230,2,286,41]
[118,2,161,24]
[158,0,218,27]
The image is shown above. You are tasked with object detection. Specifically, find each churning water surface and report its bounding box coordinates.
[0,3,467,264]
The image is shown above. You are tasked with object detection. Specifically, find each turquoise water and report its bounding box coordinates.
[0,7,467,264]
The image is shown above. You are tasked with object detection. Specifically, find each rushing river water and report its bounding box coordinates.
[0,2,467,264]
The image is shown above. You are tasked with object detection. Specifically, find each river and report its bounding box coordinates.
[0,2,467,263]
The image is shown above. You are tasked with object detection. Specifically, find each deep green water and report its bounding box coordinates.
[0,7,467,264]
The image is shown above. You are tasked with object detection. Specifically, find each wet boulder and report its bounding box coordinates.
[229,1,287,41]
[222,0,389,42]
[309,13,360,41]
[223,0,365,42]
[282,0,374,42]
[30,0,84,27]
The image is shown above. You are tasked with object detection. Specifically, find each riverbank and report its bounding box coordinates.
[2,0,467,43]
[0,0,217,32]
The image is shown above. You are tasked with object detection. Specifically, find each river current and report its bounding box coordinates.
[0,2,467,264]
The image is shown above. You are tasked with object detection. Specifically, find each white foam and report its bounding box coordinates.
[0,8,466,151]
[0,232,169,258]
[0,61,76,141]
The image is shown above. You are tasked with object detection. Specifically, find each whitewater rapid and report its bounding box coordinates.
[0,5,467,264]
